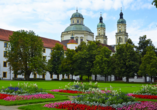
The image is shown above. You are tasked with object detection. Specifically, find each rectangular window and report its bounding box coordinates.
[80,39,83,42]
[3,61,7,67]
[4,51,7,57]
[3,72,7,78]
[76,39,78,43]
[42,74,45,79]
[34,73,37,78]
[4,42,8,48]
[43,56,46,60]
[14,74,18,78]
[50,74,53,79]
[43,48,46,53]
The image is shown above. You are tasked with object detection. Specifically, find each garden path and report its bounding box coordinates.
[0,96,73,110]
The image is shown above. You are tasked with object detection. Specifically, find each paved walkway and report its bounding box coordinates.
[0,96,73,110]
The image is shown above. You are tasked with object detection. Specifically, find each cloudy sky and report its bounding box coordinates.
[0,0,157,46]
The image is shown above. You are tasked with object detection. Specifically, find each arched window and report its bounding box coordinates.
[73,20,74,23]
[117,38,119,43]
[77,19,79,23]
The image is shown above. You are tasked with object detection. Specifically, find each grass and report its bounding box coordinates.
[18,104,63,110]
[0,94,68,106]
[0,80,154,93]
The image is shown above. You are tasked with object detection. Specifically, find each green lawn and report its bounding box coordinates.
[0,80,154,93]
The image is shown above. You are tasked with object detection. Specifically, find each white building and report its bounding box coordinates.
[0,9,153,82]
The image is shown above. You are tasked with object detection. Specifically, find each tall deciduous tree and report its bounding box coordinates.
[115,42,139,83]
[74,41,101,81]
[137,35,155,82]
[59,49,76,80]
[152,0,157,8]
[48,43,64,79]
[6,30,47,80]
[138,46,157,83]
[91,46,111,82]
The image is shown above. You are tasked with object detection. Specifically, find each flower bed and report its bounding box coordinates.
[44,101,116,110]
[0,93,13,99]
[129,94,157,99]
[0,83,46,95]
[117,101,157,110]
[3,94,54,101]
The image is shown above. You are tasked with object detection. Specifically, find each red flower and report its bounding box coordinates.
[132,94,157,99]
[59,90,84,94]
[0,93,13,99]
[55,103,116,110]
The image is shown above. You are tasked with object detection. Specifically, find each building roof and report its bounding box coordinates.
[101,44,115,52]
[71,10,84,19]
[97,23,105,28]
[64,24,93,33]
[0,28,67,50]
[67,39,77,44]
[61,39,70,47]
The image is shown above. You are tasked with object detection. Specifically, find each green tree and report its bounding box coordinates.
[91,46,111,82]
[48,43,64,79]
[137,35,155,82]
[74,41,101,81]
[6,30,47,80]
[152,0,157,8]
[115,42,139,83]
[59,49,76,80]
[138,46,157,83]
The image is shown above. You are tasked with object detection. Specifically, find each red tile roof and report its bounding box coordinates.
[0,28,67,50]
[101,44,115,52]
[67,39,77,44]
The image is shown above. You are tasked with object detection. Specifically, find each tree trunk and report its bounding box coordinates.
[95,75,97,81]
[151,76,152,83]
[72,74,73,81]
[126,77,129,83]
[88,75,89,82]
[144,75,147,83]
[110,75,112,82]
[104,75,106,82]
[80,75,82,81]
[57,74,59,80]
[25,73,31,81]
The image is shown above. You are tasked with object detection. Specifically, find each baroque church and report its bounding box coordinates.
[0,9,152,82]
[61,9,128,54]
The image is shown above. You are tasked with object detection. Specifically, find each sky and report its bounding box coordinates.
[0,0,157,46]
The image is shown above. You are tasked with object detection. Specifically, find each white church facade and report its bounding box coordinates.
[0,9,153,82]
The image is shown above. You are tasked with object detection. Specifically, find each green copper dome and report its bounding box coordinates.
[64,24,92,33]
[71,11,83,19]
[117,19,126,24]
[97,23,105,28]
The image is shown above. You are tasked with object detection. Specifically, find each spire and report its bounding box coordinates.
[99,12,103,23]
[120,8,123,19]
[71,33,74,39]
[76,7,78,12]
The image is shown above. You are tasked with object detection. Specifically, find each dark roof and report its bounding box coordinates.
[101,44,115,52]
[0,28,67,50]
[61,39,70,47]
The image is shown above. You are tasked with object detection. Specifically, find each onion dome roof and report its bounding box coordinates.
[97,13,105,28]
[117,11,126,24]
[64,24,92,33]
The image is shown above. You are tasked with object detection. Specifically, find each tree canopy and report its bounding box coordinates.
[152,0,157,8]
[6,30,47,80]
[48,43,64,79]
[114,42,139,82]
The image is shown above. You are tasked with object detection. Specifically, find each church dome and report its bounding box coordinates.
[71,11,83,19]
[97,23,105,28]
[64,24,92,33]
[117,19,126,24]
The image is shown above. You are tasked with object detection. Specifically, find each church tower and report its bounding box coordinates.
[115,9,128,45]
[96,13,107,44]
